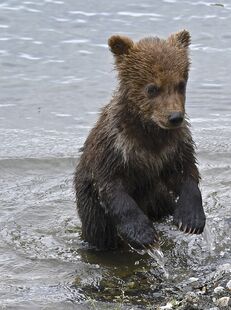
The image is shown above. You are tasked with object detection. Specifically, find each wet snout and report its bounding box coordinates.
[168,111,184,126]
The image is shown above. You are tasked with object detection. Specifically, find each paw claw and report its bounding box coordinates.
[191,228,196,234]
[174,213,206,235]
[118,219,159,250]
[196,227,203,234]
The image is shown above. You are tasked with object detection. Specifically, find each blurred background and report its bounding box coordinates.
[0,0,230,309]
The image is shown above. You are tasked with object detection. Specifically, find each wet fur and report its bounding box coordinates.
[74,31,206,250]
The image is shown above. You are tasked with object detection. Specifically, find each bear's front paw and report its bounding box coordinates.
[173,204,206,235]
[117,218,159,249]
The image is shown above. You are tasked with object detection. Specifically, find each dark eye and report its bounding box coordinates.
[145,84,160,98]
[177,81,186,94]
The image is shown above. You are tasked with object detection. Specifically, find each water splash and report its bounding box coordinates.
[147,247,169,279]
[130,245,169,279]
[202,224,216,254]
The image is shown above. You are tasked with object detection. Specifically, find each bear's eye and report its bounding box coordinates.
[145,84,160,98]
[177,81,186,94]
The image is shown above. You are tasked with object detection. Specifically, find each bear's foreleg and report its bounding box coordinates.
[101,180,159,249]
[173,178,206,234]
[76,180,119,250]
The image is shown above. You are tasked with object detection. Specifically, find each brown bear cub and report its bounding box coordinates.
[74,30,206,250]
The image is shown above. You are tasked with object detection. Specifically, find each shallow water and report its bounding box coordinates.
[0,0,231,309]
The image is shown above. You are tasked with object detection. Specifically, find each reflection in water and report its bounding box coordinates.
[75,247,166,305]
[0,0,231,308]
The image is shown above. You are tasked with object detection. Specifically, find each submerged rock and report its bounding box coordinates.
[159,302,174,309]
[226,280,231,291]
[215,296,230,308]
[213,286,225,294]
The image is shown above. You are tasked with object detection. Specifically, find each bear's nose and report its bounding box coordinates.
[168,112,184,126]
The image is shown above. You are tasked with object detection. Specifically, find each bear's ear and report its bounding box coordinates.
[108,35,134,56]
[168,30,191,49]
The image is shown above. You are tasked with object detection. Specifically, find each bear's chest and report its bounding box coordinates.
[114,131,179,177]
[131,144,178,179]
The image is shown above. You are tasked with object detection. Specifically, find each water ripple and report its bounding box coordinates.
[61,39,89,44]
[117,11,163,17]
[69,11,111,16]
[19,53,41,60]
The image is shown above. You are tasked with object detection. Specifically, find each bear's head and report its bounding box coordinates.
[108,30,191,130]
